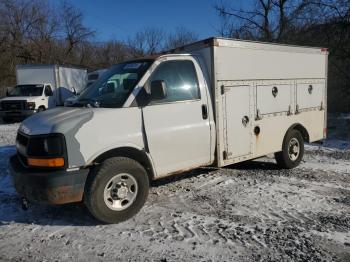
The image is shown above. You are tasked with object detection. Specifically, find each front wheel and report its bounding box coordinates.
[37,106,46,112]
[84,157,149,224]
[275,129,304,169]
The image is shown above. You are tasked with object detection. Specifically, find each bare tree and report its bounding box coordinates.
[215,0,350,41]
[165,26,198,49]
[60,1,95,62]
[127,27,165,57]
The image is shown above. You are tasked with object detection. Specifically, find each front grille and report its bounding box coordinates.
[1,100,26,110]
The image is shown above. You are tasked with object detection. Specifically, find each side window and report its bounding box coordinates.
[44,85,53,96]
[148,60,200,103]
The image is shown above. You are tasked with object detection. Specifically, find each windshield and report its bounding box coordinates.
[76,60,153,108]
[8,85,44,97]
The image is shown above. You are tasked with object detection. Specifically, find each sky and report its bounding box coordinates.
[61,0,250,42]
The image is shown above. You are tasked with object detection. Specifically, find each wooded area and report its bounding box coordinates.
[0,0,349,111]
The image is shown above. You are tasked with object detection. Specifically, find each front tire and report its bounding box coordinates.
[37,106,46,112]
[275,129,304,169]
[84,157,149,224]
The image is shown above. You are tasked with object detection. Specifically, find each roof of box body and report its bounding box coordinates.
[166,37,328,55]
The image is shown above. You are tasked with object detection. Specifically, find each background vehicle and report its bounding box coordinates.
[0,64,87,122]
[64,68,108,106]
[11,37,328,223]
[87,69,108,87]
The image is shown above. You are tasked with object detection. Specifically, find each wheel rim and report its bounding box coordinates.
[288,137,300,161]
[103,173,138,211]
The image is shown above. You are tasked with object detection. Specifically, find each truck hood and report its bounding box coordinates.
[0,96,40,102]
[18,106,144,169]
[19,107,94,136]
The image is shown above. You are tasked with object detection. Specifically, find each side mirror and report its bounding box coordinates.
[45,87,53,96]
[150,80,167,100]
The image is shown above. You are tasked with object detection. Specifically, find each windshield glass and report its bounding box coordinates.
[77,61,153,108]
[8,85,44,97]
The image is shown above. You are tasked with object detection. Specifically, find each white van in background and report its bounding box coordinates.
[0,64,87,122]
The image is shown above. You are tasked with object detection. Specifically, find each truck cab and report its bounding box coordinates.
[0,83,54,122]
[10,38,327,224]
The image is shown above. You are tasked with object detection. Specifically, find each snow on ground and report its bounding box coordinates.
[0,115,349,261]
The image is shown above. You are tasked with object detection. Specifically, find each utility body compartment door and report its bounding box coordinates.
[296,82,324,110]
[256,84,292,115]
[221,84,252,160]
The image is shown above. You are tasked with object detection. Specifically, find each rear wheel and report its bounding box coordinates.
[275,129,304,169]
[84,157,149,224]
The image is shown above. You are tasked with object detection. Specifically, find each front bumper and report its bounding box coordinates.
[0,109,35,118]
[10,155,89,205]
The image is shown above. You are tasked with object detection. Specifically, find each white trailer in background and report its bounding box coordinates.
[0,64,87,121]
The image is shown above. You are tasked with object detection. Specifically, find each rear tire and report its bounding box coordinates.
[275,129,304,169]
[84,157,149,224]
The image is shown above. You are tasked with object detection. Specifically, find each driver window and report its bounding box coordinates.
[148,60,200,104]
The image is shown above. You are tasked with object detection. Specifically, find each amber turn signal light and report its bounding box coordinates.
[27,157,65,167]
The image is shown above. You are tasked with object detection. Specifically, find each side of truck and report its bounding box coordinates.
[0,64,87,121]
[10,38,328,223]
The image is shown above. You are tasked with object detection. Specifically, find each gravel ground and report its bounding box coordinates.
[0,115,349,261]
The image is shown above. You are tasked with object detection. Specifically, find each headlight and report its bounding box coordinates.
[26,134,66,168]
[27,134,64,157]
[26,102,36,110]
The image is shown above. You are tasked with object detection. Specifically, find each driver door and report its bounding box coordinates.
[142,58,211,177]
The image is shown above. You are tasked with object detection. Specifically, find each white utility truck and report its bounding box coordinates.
[11,38,327,223]
[0,64,87,122]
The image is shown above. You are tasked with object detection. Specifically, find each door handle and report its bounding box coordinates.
[201,104,208,120]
